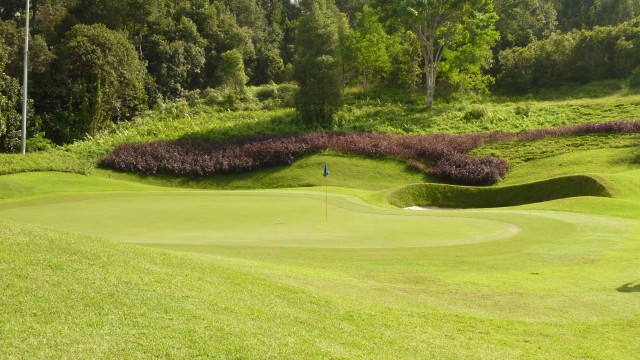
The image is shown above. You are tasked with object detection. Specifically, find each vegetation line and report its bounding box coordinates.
[101,119,640,186]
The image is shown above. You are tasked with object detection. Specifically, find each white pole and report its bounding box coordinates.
[21,0,30,154]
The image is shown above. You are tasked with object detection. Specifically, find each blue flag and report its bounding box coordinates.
[323,164,329,177]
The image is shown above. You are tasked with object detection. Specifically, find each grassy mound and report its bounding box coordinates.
[387,175,609,209]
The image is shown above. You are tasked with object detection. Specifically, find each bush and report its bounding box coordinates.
[255,86,278,101]
[100,119,640,185]
[464,107,487,120]
[101,132,490,179]
[629,67,640,88]
[429,154,509,186]
[514,104,531,117]
[27,133,56,152]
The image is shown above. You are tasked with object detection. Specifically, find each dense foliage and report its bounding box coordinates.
[45,24,148,143]
[498,17,640,90]
[294,0,345,128]
[2,0,640,150]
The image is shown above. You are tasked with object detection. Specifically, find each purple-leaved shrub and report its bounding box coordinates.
[429,154,510,186]
[100,119,640,185]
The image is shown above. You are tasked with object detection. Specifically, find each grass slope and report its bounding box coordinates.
[387,175,609,209]
[1,162,640,358]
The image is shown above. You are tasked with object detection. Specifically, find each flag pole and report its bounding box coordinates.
[323,163,329,222]
[21,0,30,154]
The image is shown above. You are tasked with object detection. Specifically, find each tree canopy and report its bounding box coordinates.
[1,0,640,150]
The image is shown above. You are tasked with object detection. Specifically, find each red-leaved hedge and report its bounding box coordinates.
[100,119,640,186]
[429,154,510,186]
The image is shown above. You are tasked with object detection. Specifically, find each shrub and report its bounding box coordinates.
[429,154,509,186]
[629,67,640,88]
[100,119,640,186]
[464,107,486,120]
[514,104,531,117]
[27,133,56,152]
[255,86,278,101]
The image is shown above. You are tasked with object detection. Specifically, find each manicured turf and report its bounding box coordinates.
[0,191,518,248]
[2,144,640,358]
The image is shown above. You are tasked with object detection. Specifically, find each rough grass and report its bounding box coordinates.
[0,151,93,175]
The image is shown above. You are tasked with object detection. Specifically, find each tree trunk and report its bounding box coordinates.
[421,39,436,109]
[423,51,436,109]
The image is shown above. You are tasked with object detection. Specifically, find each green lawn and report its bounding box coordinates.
[2,144,640,358]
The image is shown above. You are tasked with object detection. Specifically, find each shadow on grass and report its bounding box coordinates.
[492,80,627,102]
[177,110,302,142]
[617,281,640,293]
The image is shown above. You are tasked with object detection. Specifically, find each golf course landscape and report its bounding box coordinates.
[2,86,640,358]
[5,0,640,357]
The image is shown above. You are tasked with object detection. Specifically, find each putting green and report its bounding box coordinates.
[0,191,519,248]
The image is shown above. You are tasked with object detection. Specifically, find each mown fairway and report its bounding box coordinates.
[2,146,640,358]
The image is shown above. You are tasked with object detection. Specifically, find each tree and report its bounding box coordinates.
[553,0,640,30]
[554,0,594,31]
[218,49,248,93]
[143,16,206,98]
[294,0,344,128]
[590,0,638,27]
[385,0,498,108]
[494,0,557,49]
[343,6,392,88]
[48,24,147,142]
[0,44,20,151]
[387,30,422,90]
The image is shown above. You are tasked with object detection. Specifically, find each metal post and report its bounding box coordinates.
[21,0,30,154]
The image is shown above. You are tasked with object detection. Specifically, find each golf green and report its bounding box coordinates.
[0,191,519,248]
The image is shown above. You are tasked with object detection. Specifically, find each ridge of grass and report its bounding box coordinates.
[386,175,609,209]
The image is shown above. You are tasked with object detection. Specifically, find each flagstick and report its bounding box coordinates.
[325,176,328,222]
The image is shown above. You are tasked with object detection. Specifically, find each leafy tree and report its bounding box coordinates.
[343,6,392,88]
[0,19,54,80]
[47,24,147,142]
[552,0,640,30]
[497,17,640,90]
[294,0,344,128]
[68,0,169,62]
[387,30,422,90]
[0,45,18,149]
[335,0,365,24]
[385,0,498,108]
[143,16,206,98]
[256,51,285,83]
[218,49,248,94]
[494,0,557,49]
[0,0,24,21]
[553,0,594,31]
[589,0,639,27]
